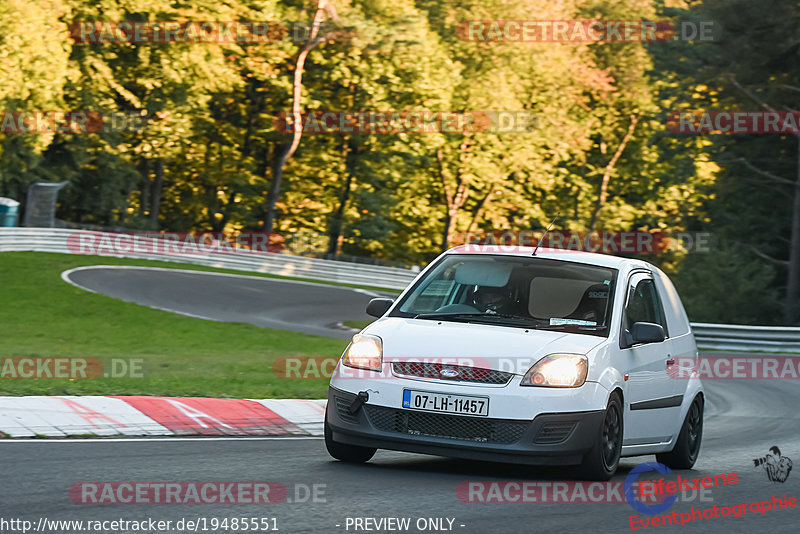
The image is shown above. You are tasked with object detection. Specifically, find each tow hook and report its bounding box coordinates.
[348,391,370,415]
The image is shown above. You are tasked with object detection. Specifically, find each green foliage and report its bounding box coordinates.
[1,0,797,324]
[671,247,782,325]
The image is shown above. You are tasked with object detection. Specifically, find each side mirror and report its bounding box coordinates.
[626,322,666,346]
[366,298,394,318]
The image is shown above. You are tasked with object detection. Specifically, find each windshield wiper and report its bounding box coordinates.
[414,312,538,325]
[413,312,480,321]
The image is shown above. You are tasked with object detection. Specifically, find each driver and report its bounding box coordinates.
[473,285,511,314]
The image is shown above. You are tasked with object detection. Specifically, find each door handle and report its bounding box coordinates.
[666,358,675,366]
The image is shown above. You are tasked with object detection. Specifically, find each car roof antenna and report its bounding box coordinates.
[532,212,559,256]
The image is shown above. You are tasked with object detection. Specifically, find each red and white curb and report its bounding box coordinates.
[0,396,326,438]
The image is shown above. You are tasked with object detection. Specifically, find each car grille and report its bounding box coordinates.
[391,362,513,385]
[365,405,528,444]
[334,395,360,425]
[534,421,577,444]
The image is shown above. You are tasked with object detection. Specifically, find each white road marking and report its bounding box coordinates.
[61,265,382,297]
[60,265,381,322]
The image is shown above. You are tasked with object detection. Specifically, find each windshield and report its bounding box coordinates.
[392,254,617,336]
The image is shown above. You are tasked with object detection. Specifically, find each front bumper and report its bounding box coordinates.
[327,386,605,465]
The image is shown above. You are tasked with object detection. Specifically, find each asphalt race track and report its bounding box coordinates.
[63,265,382,339]
[2,377,799,534]
[2,266,797,533]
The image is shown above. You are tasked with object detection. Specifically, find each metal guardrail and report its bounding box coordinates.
[2,227,799,352]
[0,228,419,290]
[690,323,800,352]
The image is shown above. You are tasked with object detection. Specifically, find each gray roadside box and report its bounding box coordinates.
[23,181,68,227]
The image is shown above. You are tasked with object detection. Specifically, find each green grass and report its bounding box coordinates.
[342,320,373,330]
[0,251,377,398]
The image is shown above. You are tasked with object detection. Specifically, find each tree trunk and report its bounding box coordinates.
[213,145,226,232]
[327,137,357,255]
[240,77,262,171]
[437,147,469,252]
[149,158,164,228]
[589,114,639,231]
[785,136,800,324]
[264,0,335,233]
[139,157,150,218]
[326,173,353,256]
[440,183,467,252]
[441,207,456,252]
[465,184,496,236]
[120,179,134,228]
[265,152,285,233]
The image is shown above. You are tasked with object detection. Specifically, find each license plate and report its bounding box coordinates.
[402,389,489,416]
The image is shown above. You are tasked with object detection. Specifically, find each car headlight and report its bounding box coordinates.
[521,354,588,387]
[342,334,383,372]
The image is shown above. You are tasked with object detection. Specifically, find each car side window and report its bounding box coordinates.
[625,278,667,332]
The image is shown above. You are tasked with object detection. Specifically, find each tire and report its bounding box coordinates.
[656,395,703,469]
[324,417,376,463]
[578,393,623,480]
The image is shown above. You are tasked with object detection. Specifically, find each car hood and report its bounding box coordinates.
[362,318,606,375]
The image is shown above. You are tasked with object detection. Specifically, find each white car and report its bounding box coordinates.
[325,245,704,479]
